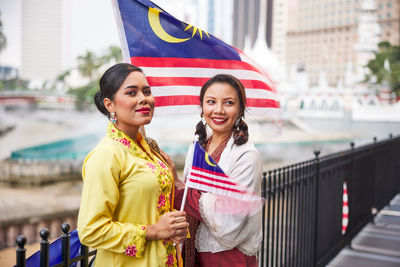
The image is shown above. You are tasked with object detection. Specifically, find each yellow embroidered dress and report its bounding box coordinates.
[77,123,177,267]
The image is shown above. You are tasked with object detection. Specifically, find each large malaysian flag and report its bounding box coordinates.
[112,0,280,117]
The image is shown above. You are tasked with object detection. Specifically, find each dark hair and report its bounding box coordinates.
[195,74,249,146]
[94,63,144,117]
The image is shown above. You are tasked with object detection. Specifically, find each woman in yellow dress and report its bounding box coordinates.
[77,63,188,267]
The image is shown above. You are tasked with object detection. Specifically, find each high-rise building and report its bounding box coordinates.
[284,0,399,86]
[212,0,234,44]
[232,0,262,49]
[270,0,288,67]
[20,0,64,82]
[188,0,233,44]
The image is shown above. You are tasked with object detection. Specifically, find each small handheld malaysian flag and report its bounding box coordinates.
[186,142,261,202]
[178,142,263,216]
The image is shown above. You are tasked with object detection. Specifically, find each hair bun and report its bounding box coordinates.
[94,90,109,116]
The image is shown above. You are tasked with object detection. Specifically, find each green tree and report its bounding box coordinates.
[101,45,122,65]
[77,51,101,82]
[55,69,71,91]
[0,11,7,55]
[69,81,98,110]
[69,46,122,110]
[365,41,400,96]
[0,78,28,91]
[57,69,71,83]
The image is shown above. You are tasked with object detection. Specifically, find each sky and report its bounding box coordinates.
[0,0,21,67]
[0,0,121,68]
[0,0,186,69]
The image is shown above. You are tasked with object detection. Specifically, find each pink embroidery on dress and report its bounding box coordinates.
[166,254,174,266]
[118,138,131,148]
[124,245,137,257]
[158,194,166,208]
[158,161,167,169]
[141,226,146,230]
[146,162,156,171]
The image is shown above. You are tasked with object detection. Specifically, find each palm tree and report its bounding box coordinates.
[101,46,122,65]
[0,11,7,64]
[77,51,100,82]
[55,69,71,92]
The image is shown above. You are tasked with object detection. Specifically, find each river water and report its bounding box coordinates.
[1,108,399,170]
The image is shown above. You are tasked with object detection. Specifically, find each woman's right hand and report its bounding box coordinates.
[146,211,189,243]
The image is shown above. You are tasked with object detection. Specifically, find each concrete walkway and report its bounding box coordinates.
[328,194,400,267]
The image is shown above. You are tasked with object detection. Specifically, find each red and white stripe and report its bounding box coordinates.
[186,166,261,202]
[131,56,281,117]
[342,181,349,234]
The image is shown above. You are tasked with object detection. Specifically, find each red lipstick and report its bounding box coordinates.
[136,107,151,114]
[211,117,227,125]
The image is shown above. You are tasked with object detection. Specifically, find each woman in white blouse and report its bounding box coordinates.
[174,74,263,267]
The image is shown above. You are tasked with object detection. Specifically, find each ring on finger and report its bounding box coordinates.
[176,216,185,223]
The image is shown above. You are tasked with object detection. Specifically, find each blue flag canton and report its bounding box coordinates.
[117,0,241,60]
[192,142,226,175]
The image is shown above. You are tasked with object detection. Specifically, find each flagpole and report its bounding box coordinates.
[179,184,189,211]
[110,0,131,63]
[176,140,196,256]
[180,139,196,212]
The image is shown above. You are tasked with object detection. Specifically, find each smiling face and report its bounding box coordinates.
[104,71,155,138]
[202,82,241,138]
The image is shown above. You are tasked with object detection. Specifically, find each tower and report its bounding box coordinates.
[354,0,381,84]
[20,0,64,84]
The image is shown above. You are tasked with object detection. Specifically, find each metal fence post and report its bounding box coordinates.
[40,228,50,267]
[276,168,282,267]
[260,171,267,267]
[81,245,89,267]
[348,142,355,249]
[61,223,71,267]
[16,235,27,267]
[266,170,272,267]
[312,150,320,267]
[371,137,378,224]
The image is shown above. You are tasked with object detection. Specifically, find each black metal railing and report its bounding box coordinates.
[12,135,400,267]
[15,223,96,267]
[259,134,400,267]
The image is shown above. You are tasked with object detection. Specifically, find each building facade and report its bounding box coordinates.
[271,0,288,67]
[284,0,400,86]
[20,0,64,82]
[232,0,262,49]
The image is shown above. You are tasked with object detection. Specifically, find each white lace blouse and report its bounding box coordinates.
[182,136,263,256]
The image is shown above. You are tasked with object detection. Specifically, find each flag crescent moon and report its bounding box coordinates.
[148,7,191,43]
[205,152,217,167]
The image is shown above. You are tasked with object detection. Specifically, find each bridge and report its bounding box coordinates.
[0,91,76,108]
